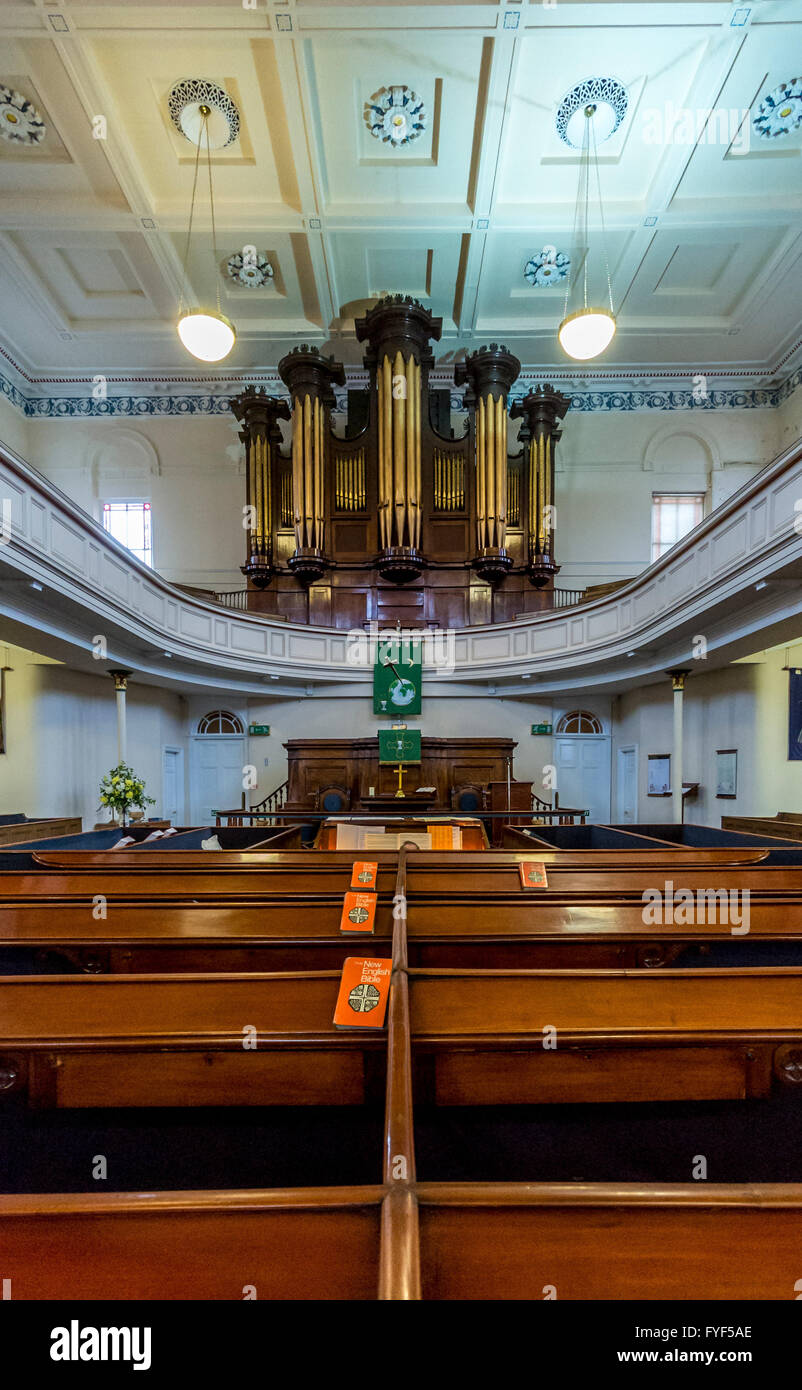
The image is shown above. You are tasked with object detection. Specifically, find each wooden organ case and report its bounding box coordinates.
[230,296,570,631]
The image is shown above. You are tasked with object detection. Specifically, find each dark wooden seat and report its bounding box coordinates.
[314,785,351,814]
[449,784,486,814]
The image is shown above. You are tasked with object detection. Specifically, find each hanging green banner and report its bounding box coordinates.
[373,634,422,715]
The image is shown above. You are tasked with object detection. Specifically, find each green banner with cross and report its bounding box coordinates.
[378,729,422,764]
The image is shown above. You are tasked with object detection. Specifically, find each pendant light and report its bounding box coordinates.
[176,104,235,362]
[558,103,616,361]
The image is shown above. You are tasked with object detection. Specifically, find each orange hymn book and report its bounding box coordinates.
[333,958,392,1029]
[519,861,548,889]
[350,861,378,890]
[339,890,378,934]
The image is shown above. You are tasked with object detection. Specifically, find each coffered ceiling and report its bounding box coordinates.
[0,0,800,387]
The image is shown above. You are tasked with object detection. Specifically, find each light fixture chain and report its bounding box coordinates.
[204,112,222,316]
[591,116,614,317]
[582,111,591,311]
[178,116,205,316]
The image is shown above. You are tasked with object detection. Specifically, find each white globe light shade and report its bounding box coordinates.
[177,310,236,362]
[558,307,616,361]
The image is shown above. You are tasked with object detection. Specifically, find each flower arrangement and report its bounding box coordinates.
[99,763,155,827]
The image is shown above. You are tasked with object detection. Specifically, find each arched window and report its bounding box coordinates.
[555,710,603,735]
[197,710,245,735]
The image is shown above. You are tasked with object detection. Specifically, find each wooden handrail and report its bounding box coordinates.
[378,841,421,1301]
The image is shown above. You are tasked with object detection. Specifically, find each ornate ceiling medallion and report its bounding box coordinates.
[524,247,570,288]
[168,78,240,149]
[364,86,426,146]
[0,85,46,145]
[753,77,802,140]
[226,250,274,289]
[556,76,628,148]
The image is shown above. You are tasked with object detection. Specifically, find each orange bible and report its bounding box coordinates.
[519,861,548,889]
[333,957,392,1029]
[350,861,378,890]
[339,890,378,934]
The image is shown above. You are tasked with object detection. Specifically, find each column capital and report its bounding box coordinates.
[668,668,691,691]
[108,668,131,692]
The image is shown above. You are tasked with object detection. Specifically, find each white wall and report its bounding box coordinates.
[4,636,802,829]
[0,394,29,458]
[548,411,779,592]
[0,644,187,828]
[612,648,802,826]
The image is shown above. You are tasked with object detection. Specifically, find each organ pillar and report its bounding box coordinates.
[355,295,442,584]
[230,386,291,588]
[108,669,130,763]
[511,384,570,590]
[454,344,521,586]
[669,669,690,824]
[278,346,345,587]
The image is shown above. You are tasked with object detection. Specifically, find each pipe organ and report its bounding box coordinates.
[511,384,571,589]
[230,386,291,587]
[230,297,571,629]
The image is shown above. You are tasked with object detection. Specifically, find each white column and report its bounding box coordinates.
[670,670,689,824]
[109,670,130,764]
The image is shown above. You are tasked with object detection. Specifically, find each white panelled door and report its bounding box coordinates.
[190,736,245,823]
[617,745,638,823]
[161,746,185,825]
[554,736,611,824]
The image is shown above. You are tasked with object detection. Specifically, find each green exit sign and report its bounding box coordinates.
[531,723,553,735]
[249,724,271,736]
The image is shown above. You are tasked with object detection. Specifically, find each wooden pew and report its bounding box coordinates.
[3,965,802,1109]
[408,965,802,1105]
[4,894,802,974]
[21,844,777,872]
[0,1188,383,1300]
[6,857,802,903]
[0,970,386,1108]
[3,846,800,1302]
[417,1183,802,1300]
[2,1181,799,1300]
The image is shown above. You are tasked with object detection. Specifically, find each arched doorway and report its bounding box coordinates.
[553,709,611,824]
[189,709,246,823]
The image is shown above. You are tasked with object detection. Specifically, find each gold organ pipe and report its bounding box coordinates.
[537,432,546,551]
[303,394,313,550]
[485,394,496,548]
[476,396,486,550]
[393,350,406,547]
[292,405,302,549]
[248,443,256,549]
[412,358,421,548]
[381,355,392,548]
[405,355,415,548]
[496,394,506,551]
[255,436,264,549]
[542,439,547,558]
[313,396,322,551]
[263,437,271,549]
